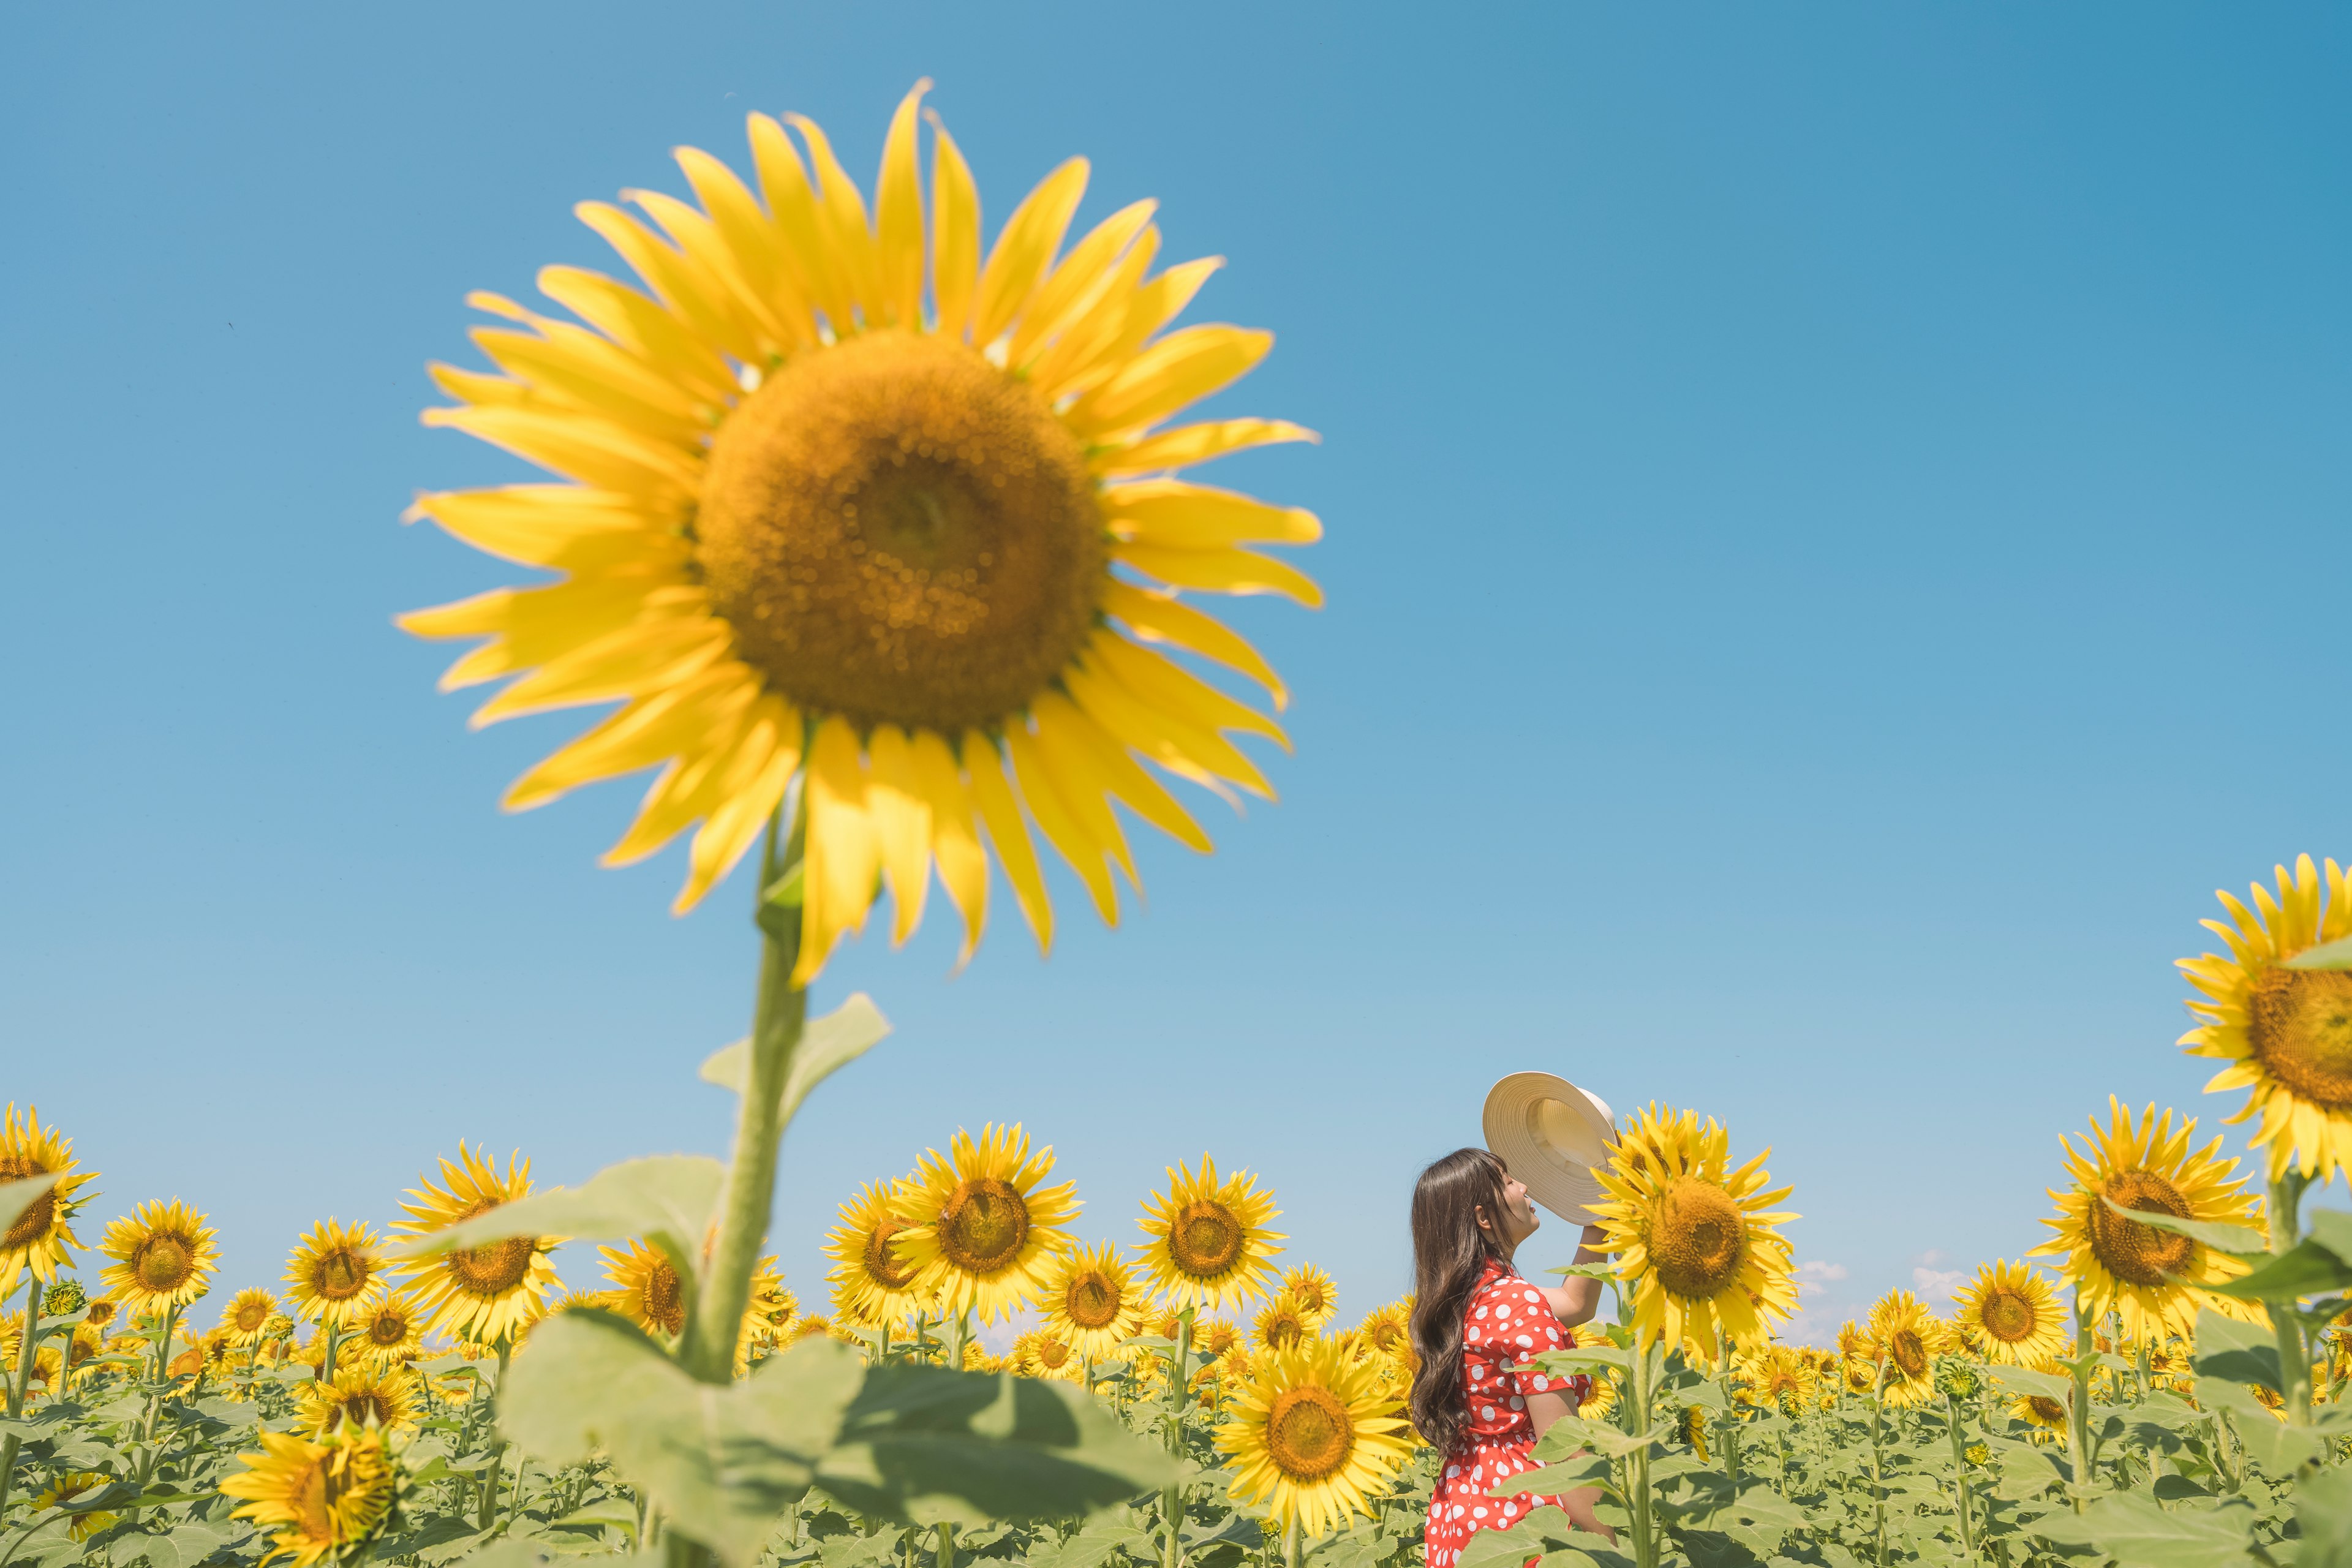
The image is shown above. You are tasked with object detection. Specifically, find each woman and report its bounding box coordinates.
[1409,1148,1615,1568]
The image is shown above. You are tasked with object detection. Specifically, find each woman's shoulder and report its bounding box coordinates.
[1466,1260,1547,1311]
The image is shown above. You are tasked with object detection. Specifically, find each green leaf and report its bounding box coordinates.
[1532,1345,1630,1375]
[1501,1453,1618,1502]
[2285,933,2352,970]
[394,1155,723,1281]
[2295,1459,2352,1568]
[2095,1194,2267,1256]
[2044,1489,2257,1568]
[818,1359,1177,1526]
[1455,1507,1586,1568]
[499,1311,862,1567]
[1986,1363,2072,1401]
[1526,1414,1663,1461]
[2191,1376,2328,1474]
[0,1172,62,1240]
[2198,1235,2352,1300]
[700,994,891,1128]
[2187,1307,2282,1390]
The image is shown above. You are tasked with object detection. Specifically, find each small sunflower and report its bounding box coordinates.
[2030,1097,2262,1340]
[2011,1381,2069,1439]
[1953,1261,2067,1367]
[402,85,1321,982]
[284,1220,390,1328]
[1577,1370,1620,1422]
[1864,1291,1951,1409]
[221,1427,398,1567]
[98,1199,217,1314]
[223,1287,281,1348]
[0,1105,95,1294]
[1136,1155,1285,1311]
[1012,1327,1084,1381]
[391,1144,564,1345]
[353,1294,428,1370]
[1589,1103,1800,1359]
[1196,1316,1244,1362]
[2180,855,2352,1180]
[1736,1343,1820,1414]
[1036,1241,1149,1359]
[33,1471,118,1543]
[1216,1336,1411,1539]
[300,1365,424,1436]
[1280,1265,1338,1329]
[1676,1402,1711,1461]
[1355,1300,1410,1359]
[734,1255,793,1374]
[1253,1294,1312,1353]
[896,1125,1079,1322]
[823,1178,935,1324]
[601,1238,690,1337]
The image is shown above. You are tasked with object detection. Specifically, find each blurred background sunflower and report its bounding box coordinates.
[0,1106,93,1296]
[1135,1156,1283,1311]
[1215,1338,1410,1539]
[283,1219,387,1328]
[391,1144,564,1345]
[99,1199,217,1316]
[1951,1260,2067,1367]
[1035,1241,1147,1360]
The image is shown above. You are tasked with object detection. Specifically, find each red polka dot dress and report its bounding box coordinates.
[1422,1259,1591,1568]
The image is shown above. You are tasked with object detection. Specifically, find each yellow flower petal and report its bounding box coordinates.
[1103,479,1321,548]
[873,81,930,330]
[1115,542,1324,607]
[929,119,981,342]
[865,724,935,946]
[973,157,1088,347]
[796,717,882,984]
[964,733,1052,954]
[1005,722,1119,924]
[1094,418,1319,477]
[1098,579,1287,710]
[1065,322,1268,440]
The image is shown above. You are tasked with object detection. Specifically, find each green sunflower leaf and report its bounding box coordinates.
[1986,1363,2072,1401]
[2095,1194,2266,1256]
[2283,933,2352,970]
[2196,1235,2352,1298]
[0,1172,62,1240]
[2293,1458,2352,1568]
[699,993,891,1128]
[2188,1307,2282,1389]
[390,1154,722,1283]
[2040,1488,2258,1568]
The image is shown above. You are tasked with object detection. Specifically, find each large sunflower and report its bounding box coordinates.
[284,1219,390,1327]
[2180,855,2352,1180]
[823,1178,935,1325]
[222,1288,280,1348]
[400,84,1319,979]
[895,1124,1078,1322]
[390,1145,564,1345]
[1216,1337,1412,1539]
[1135,1155,1284,1311]
[301,1365,424,1437]
[0,1104,95,1294]
[2030,1098,2262,1340]
[98,1199,217,1314]
[1589,1103,1800,1359]
[221,1428,398,1568]
[1864,1291,1951,1409]
[1952,1261,2067,1368]
[1035,1241,1149,1360]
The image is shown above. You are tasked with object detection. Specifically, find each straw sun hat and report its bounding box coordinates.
[1481,1072,1619,1222]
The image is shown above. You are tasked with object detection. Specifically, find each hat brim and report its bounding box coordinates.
[1482,1072,1618,1222]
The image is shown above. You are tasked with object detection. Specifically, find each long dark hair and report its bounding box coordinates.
[1408,1148,1515,1454]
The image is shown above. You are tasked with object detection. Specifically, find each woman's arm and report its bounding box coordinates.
[1524,1386,1574,1441]
[1538,1225,1613,1327]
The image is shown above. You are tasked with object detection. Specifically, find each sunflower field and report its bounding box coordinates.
[11,81,2352,1568]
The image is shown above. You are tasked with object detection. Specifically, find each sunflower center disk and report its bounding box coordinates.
[317,1251,368,1299]
[696,331,1107,733]
[368,1315,406,1348]
[1648,1177,1747,1298]
[643,1261,686,1335]
[1067,1275,1121,1329]
[1267,1385,1355,1481]
[2250,968,2352,1111]
[450,1236,536,1295]
[1889,1329,1928,1379]
[1037,1336,1072,1369]
[864,1218,919,1289]
[137,1237,192,1291]
[1171,1202,1244,1277]
[2087,1169,2195,1287]
[0,1161,55,1248]
[1980,1289,2036,1343]
[939,1177,1031,1273]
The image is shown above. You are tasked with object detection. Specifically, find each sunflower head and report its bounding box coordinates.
[1953,1261,2067,1367]
[0,1106,96,1295]
[896,1125,1079,1322]
[98,1199,217,1313]
[1591,1104,1800,1358]
[1036,1241,1147,1359]
[601,1239,690,1338]
[1355,1300,1411,1359]
[222,1287,280,1348]
[1136,1156,1286,1311]
[1279,1265,1338,1329]
[391,1144,564,1346]
[33,1471,118,1543]
[2181,856,2352,1180]
[301,1366,424,1438]
[402,84,1321,982]
[221,1427,399,1566]
[1863,1291,1954,1409]
[355,1294,428,1369]
[1214,1337,1412,1539]
[1253,1294,1312,1354]
[284,1219,388,1329]
[2030,1097,2263,1340]
[824,1178,936,1325]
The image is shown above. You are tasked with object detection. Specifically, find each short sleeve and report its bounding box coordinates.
[1498,1283,1574,1396]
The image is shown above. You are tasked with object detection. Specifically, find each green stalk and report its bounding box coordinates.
[1161,1310,1194,1568]
[1716,1365,1741,1483]
[1944,1392,1974,1556]
[2064,1294,2095,1509]
[1628,1338,1658,1568]
[1867,1357,1889,1568]
[1283,1517,1302,1568]
[477,1338,513,1530]
[0,1276,45,1522]
[323,1317,342,1384]
[679,804,808,1387]
[2267,1172,2313,1423]
[936,1521,957,1568]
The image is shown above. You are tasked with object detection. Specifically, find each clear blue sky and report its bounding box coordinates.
[6,4,2348,1347]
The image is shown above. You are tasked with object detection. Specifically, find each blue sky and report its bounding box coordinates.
[5,3,2348,1348]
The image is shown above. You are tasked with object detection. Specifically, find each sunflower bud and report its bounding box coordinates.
[43,1278,88,1316]
[1936,1359,1980,1399]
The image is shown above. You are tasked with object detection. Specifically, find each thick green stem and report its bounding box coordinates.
[0,1276,44,1523]
[477,1339,513,1531]
[1283,1517,1302,1568]
[323,1318,341,1384]
[2268,1173,2313,1424]
[2065,1294,2094,1510]
[679,806,807,1386]
[1945,1393,1974,1556]
[1162,1310,1194,1568]
[1628,1338,1658,1568]
[1716,1367,1741,1483]
[936,1522,957,1568]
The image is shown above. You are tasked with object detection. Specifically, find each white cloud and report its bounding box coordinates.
[1912,1248,1950,1268]
[1912,1267,1965,1306]
[1795,1261,1848,1297]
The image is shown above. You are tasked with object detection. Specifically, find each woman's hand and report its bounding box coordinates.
[1542,1225,1612,1327]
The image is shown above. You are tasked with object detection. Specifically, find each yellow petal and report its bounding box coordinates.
[429,363,527,406]
[673,145,797,326]
[534,265,739,404]
[1009,198,1156,368]
[1057,257,1221,399]
[421,403,701,500]
[963,733,1052,954]
[1114,543,1324,607]
[747,113,854,333]
[785,114,881,325]
[502,666,758,810]
[1103,479,1321,548]
[908,730,989,967]
[1093,418,1319,477]
[604,696,764,865]
[677,696,801,912]
[796,716,881,985]
[1026,227,1160,399]
[1004,722,1119,924]
[1098,579,1286,710]
[973,158,1088,347]
[467,326,707,450]
[1023,704,1142,888]
[865,723,935,946]
[469,613,729,728]
[929,117,981,342]
[575,201,760,365]
[399,571,673,687]
[1087,633,1289,748]
[873,81,930,331]
[1034,693,1211,853]
[1065,325,1271,442]
[405,485,674,573]
[1063,657,1268,800]
[625,186,802,356]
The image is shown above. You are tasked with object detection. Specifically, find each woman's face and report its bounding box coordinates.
[1480,1170,1542,1253]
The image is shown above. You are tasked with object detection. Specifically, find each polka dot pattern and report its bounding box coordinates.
[1422,1261,1591,1568]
